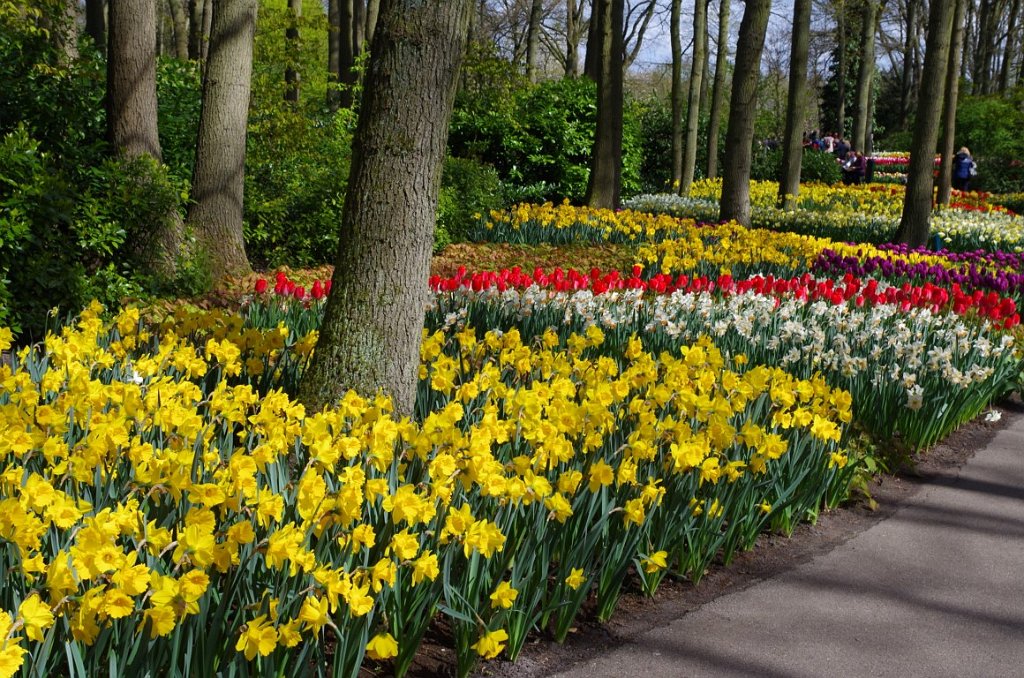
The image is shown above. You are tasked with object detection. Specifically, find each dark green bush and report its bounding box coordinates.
[955,93,1024,194]
[436,157,503,249]
[750,146,842,185]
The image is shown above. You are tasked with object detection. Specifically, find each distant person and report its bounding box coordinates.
[953,147,976,191]
[834,137,850,161]
[852,151,867,184]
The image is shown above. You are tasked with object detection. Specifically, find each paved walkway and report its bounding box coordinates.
[552,412,1024,678]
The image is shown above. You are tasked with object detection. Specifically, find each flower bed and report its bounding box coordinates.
[0,302,851,677]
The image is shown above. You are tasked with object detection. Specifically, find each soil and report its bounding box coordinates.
[391,397,1022,678]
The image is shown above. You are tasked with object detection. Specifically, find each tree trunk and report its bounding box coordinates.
[680,0,707,196]
[187,0,257,279]
[837,0,847,136]
[55,0,79,62]
[339,0,355,108]
[779,0,811,209]
[108,0,184,277]
[285,0,301,103]
[719,0,771,226]
[167,0,189,59]
[565,0,581,76]
[670,0,683,190]
[706,0,730,178]
[896,0,955,247]
[200,0,213,62]
[938,0,966,206]
[584,0,601,81]
[962,0,975,87]
[86,0,106,54]
[353,0,366,57]
[365,0,380,45]
[188,0,202,58]
[898,0,918,129]
[526,0,544,81]
[328,0,341,110]
[852,0,877,153]
[973,0,994,94]
[999,0,1021,91]
[584,0,624,209]
[298,0,472,416]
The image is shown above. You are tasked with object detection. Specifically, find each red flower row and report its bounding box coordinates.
[254,272,331,300]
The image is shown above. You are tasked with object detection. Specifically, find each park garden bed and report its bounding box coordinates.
[0,198,1021,678]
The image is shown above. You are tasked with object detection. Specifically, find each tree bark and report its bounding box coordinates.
[285,0,301,103]
[706,0,730,178]
[86,0,106,54]
[189,0,202,58]
[328,0,341,110]
[680,0,707,196]
[108,0,184,276]
[55,0,79,63]
[670,0,683,190]
[719,0,771,227]
[999,0,1021,91]
[779,0,811,210]
[852,0,877,153]
[837,0,847,136]
[200,0,213,62]
[526,0,544,81]
[584,0,624,209]
[339,0,355,108]
[365,0,380,45]
[565,0,582,76]
[898,0,918,129]
[584,0,601,81]
[187,0,257,279]
[298,0,472,416]
[938,0,966,206]
[167,0,189,60]
[896,0,955,247]
[353,0,366,58]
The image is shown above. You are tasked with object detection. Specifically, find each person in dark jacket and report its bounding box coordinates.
[953,147,975,191]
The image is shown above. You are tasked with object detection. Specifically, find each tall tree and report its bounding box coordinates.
[187,0,257,278]
[836,0,847,135]
[999,0,1021,91]
[564,0,585,76]
[108,0,183,275]
[938,0,967,206]
[328,0,341,110]
[719,0,771,226]
[285,0,301,103]
[670,0,683,190]
[706,0,730,178]
[86,0,106,53]
[585,0,625,209]
[896,0,955,247]
[680,0,708,195]
[365,0,380,45]
[898,0,919,129]
[852,0,878,152]
[337,0,356,108]
[167,0,190,60]
[54,0,79,62]
[298,0,472,415]
[779,0,811,209]
[526,0,544,80]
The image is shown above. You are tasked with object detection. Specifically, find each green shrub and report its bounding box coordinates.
[955,93,1024,193]
[750,146,841,185]
[436,157,503,249]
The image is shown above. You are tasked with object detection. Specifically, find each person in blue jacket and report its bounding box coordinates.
[953,147,976,191]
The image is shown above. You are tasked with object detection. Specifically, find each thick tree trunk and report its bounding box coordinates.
[680,0,707,196]
[86,0,106,54]
[670,0,683,190]
[187,0,257,279]
[353,0,366,57]
[896,0,955,247]
[55,0,79,62]
[200,0,213,62]
[526,0,544,81]
[779,0,811,209]
[706,0,730,178]
[189,0,202,58]
[938,0,966,206]
[167,0,189,60]
[719,0,771,226]
[298,0,472,416]
[108,0,184,277]
[852,0,877,153]
[584,0,624,209]
[285,0,301,103]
